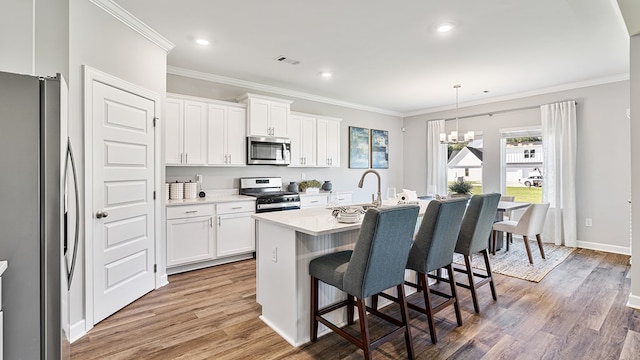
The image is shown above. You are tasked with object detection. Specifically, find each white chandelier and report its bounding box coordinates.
[440,84,475,144]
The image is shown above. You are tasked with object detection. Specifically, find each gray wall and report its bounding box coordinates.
[68,0,167,335]
[404,80,631,253]
[630,33,640,303]
[166,74,404,204]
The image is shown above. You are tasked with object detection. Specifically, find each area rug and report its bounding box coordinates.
[453,240,576,282]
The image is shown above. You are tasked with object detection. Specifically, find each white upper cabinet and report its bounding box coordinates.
[317,116,341,167]
[237,93,292,137]
[208,102,247,166]
[165,97,207,165]
[165,98,183,164]
[288,112,317,167]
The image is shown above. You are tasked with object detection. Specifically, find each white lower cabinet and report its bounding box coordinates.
[300,194,329,208]
[216,201,255,257]
[332,192,353,205]
[166,204,215,267]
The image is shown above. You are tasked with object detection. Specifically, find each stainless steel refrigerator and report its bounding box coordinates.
[0,71,79,359]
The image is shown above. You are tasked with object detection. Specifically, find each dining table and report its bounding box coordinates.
[492,201,531,253]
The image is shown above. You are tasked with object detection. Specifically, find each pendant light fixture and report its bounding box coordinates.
[440,84,475,144]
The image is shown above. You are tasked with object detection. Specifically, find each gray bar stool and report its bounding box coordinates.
[374,198,468,344]
[309,205,420,360]
[453,193,501,313]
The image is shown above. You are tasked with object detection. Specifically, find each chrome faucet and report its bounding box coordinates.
[358,170,382,207]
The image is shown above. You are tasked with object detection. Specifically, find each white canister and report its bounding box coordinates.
[169,181,184,200]
[165,183,170,201]
[184,181,197,199]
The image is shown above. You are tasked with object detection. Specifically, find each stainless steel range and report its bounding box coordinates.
[240,177,301,213]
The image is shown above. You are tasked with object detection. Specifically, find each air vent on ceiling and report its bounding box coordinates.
[274,56,300,65]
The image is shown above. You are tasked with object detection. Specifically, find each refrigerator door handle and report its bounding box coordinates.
[65,138,80,289]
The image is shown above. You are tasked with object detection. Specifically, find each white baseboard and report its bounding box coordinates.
[627,293,640,310]
[70,319,87,343]
[160,274,169,287]
[576,240,631,255]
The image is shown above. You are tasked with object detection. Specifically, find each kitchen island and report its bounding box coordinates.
[253,201,428,346]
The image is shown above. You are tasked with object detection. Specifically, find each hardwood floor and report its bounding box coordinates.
[72,249,640,359]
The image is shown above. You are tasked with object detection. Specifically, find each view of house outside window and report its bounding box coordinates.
[503,136,543,203]
[447,138,483,195]
[445,134,542,203]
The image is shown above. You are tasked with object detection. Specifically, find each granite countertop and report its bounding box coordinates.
[166,194,255,207]
[0,261,7,276]
[252,200,430,237]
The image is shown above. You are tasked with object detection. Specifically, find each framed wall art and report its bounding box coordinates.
[349,126,370,169]
[370,129,389,169]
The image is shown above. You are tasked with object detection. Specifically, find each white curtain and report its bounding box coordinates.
[426,120,448,196]
[541,101,577,247]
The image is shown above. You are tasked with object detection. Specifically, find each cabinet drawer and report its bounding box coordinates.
[300,194,328,208]
[167,204,214,219]
[334,193,352,205]
[217,201,255,214]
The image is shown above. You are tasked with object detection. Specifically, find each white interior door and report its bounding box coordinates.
[92,81,156,323]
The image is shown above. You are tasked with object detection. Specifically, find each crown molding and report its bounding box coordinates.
[403,73,630,118]
[167,66,402,117]
[89,0,174,52]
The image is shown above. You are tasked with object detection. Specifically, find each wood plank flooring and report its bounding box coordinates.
[72,249,640,359]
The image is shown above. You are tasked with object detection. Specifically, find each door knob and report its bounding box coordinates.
[96,210,109,219]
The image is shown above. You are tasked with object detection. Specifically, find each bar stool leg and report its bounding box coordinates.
[464,255,480,313]
[310,276,319,342]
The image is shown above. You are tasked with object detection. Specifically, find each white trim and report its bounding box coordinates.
[403,73,630,117]
[576,240,631,255]
[83,65,163,335]
[167,92,247,109]
[89,0,174,52]
[627,293,640,310]
[69,319,86,343]
[168,66,402,117]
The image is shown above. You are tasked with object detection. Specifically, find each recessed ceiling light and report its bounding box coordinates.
[320,72,332,78]
[195,39,209,45]
[436,23,454,33]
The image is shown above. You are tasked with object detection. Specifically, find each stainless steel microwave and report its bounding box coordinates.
[247,136,291,165]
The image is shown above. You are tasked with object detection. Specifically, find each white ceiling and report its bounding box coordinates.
[113,0,630,115]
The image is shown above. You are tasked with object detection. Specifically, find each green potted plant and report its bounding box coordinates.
[448,178,473,198]
[298,179,322,193]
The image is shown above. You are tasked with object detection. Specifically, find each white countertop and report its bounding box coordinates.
[0,261,7,276]
[252,200,430,236]
[166,194,255,207]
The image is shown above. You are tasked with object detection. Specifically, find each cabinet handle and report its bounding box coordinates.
[310,200,319,203]
[218,216,221,226]
[232,207,243,210]
[186,210,198,214]
[228,154,231,164]
[210,217,213,227]
[180,153,184,163]
[186,153,188,163]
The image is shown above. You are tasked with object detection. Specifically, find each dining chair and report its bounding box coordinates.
[492,203,550,264]
[309,205,420,360]
[370,198,467,343]
[453,193,501,313]
[500,195,515,220]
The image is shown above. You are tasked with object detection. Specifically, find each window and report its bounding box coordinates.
[447,135,483,195]
[524,149,536,159]
[500,128,543,203]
